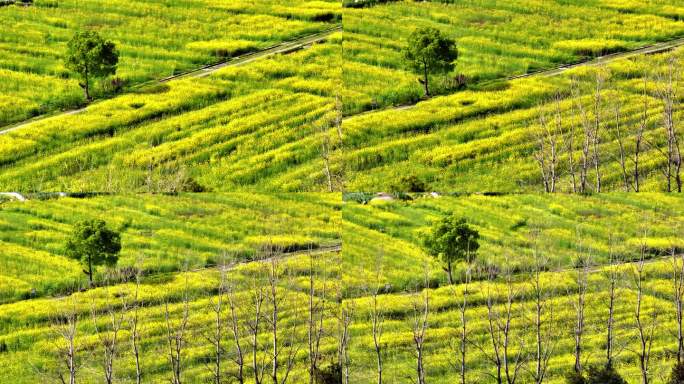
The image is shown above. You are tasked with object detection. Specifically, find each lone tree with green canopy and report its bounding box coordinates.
[65,31,119,101]
[423,216,479,285]
[403,27,458,98]
[65,219,121,286]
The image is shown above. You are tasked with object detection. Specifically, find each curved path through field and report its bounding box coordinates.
[0,26,341,136]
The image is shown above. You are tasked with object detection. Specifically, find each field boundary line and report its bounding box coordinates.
[0,25,341,136]
[3,242,342,305]
[343,35,684,121]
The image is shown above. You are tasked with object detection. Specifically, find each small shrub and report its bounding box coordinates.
[586,365,626,384]
[565,371,586,384]
[669,361,684,384]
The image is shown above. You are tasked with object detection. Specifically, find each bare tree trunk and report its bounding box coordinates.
[308,249,327,383]
[52,298,79,384]
[90,287,124,384]
[592,72,604,192]
[340,301,353,384]
[612,101,632,191]
[484,265,504,384]
[165,273,191,384]
[226,266,246,384]
[266,248,299,384]
[411,267,430,384]
[123,271,143,384]
[572,254,589,375]
[566,97,578,193]
[530,237,554,384]
[206,263,226,384]
[369,258,385,384]
[248,268,266,384]
[574,81,592,193]
[502,263,525,384]
[633,240,658,384]
[673,245,684,363]
[633,81,648,193]
[455,258,472,384]
[605,243,621,367]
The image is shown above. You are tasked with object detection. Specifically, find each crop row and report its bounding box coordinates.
[344,45,684,192]
[0,0,341,126]
[0,37,343,192]
[343,0,684,114]
[0,193,341,303]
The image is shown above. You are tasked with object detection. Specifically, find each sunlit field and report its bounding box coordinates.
[345,45,684,192]
[0,36,343,192]
[341,193,684,383]
[343,0,684,115]
[0,0,341,126]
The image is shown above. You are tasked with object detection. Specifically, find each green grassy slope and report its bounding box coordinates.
[0,193,341,303]
[341,193,684,383]
[0,37,342,192]
[0,0,340,127]
[345,45,684,192]
[342,193,684,292]
[343,0,684,114]
[0,248,341,384]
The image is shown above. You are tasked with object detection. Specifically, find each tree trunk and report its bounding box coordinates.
[446,261,453,285]
[84,68,91,101]
[423,60,430,98]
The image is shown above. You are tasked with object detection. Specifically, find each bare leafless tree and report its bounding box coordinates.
[340,300,354,384]
[632,239,658,384]
[123,267,144,384]
[90,287,124,384]
[410,267,430,384]
[529,236,555,384]
[605,241,622,368]
[247,262,267,384]
[572,253,590,375]
[534,116,556,193]
[308,249,328,383]
[452,253,473,384]
[672,243,684,363]
[563,94,578,193]
[653,56,682,192]
[368,255,385,384]
[165,273,191,384]
[611,99,632,191]
[631,79,649,193]
[266,250,300,384]
[481,259,526,384]
[592,71,605,192]
[205,260,228,384]
[573,80,592,193]
[318,120,334,193]
[51,297,80,384]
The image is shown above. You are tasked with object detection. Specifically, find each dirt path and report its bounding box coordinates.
[0,26,340,136]
[0,192,26,201]
[343,35,684,121]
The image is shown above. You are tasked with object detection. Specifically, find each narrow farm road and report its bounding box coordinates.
[0,192,26,201]
[344,35,684,120]
[0,26,341,136]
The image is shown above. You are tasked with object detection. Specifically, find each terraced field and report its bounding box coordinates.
[0,0,341,127]
[0,36,343,192]
[341,193,684,292]
[0,193,341,303]
[345,44,684,192]
[340,193,684,383]
[0,247,342,384]
[343,0,684,114]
